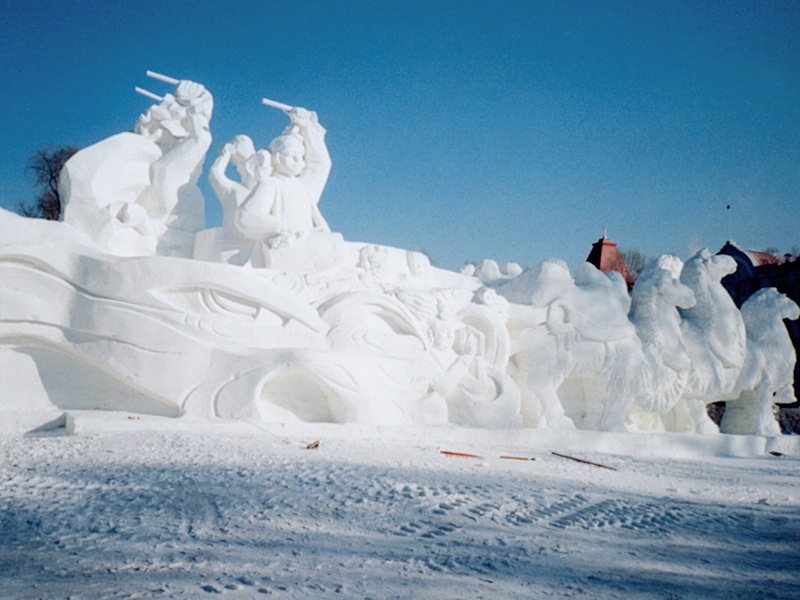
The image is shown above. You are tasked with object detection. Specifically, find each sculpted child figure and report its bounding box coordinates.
[208,135,258,230]
[235,107,332,249]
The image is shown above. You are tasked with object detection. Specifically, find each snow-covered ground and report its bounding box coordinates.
[2,414,799,600]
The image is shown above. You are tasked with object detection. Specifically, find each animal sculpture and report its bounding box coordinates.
[721,288,799,436]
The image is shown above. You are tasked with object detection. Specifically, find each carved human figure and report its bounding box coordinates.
[134,80,213,251]
[235,107,331,248]
[358,245,390,280]
[393,289,520,428]
[60,79,214,257]
[721,288,799,436]
[208,135,259,230]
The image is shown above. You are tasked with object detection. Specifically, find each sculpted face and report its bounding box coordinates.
[270,136,305,177]
[429,321,455,351]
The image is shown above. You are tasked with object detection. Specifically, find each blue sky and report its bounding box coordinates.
[1,0,798,270]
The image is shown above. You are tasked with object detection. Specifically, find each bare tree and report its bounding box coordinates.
[619,248,649,279]
[18,146,80,220]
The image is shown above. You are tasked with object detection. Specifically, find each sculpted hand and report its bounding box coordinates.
[267,226,302,249]
[175,81,209,104]
[289,107,318,129]
[453,327,485,357]
[176,81,213,121]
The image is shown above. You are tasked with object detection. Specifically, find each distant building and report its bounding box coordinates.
[717,240,785,279]
[718,240,800,406]
[586,235,635,290]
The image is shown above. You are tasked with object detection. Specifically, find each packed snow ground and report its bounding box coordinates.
[1,415,799,600]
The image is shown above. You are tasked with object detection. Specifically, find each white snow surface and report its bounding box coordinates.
[2,414,799,600]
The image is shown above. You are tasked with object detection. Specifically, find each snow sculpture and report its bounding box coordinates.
[0,209,327,419]
[497,260,648,431]
[626,255,696,431]
[235,105,331,245]
[211,276,519,428]
[0,200,517,430]
[721,288,799,436]
[60,73,213,257]
[197,102,338,273]
[198,135,262,265]
[0,72,794,439]
[209,134,259,231]
[466,259,524,285]
[672,249,746,433]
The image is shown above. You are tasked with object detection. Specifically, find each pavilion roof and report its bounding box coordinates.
[586,236,635,289]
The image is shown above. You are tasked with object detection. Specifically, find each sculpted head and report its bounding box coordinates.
[268,127,305,177]
[741,288,800,334]
[406,251,431,277]
[428,320,455,351]
[708,253,737,281]
[224,135,258,186]
[680,249,715,296]
[633,255,696,310]
[654,254,684,281]
[533,259,572,285]
[228,135,256,167]
[661,271,696,310]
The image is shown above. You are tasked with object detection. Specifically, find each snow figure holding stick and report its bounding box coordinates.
[235,100,332,250]
[60,71,213,257]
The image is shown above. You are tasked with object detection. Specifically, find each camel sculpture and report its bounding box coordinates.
[721,288,799,436]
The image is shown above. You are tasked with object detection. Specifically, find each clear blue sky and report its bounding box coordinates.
[1,0,798,270]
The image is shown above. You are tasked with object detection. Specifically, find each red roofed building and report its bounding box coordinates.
[586,235,636,290]
[717,240,785,279]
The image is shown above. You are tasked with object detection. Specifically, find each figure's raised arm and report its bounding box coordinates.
[175,81,213,117]
[209,142,250,228]
[288,106,331,207]
[135,78,214,228]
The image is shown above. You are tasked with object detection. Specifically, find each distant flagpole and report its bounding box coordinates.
[726,205,731,241]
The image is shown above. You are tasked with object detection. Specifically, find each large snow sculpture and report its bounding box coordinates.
[721,288,799,436]
[626,255,696,431]
[60,74,213,257]
[0,72,795,439]
[497,260,648,431]
[673,249,746,433]
[0,200,519,429]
